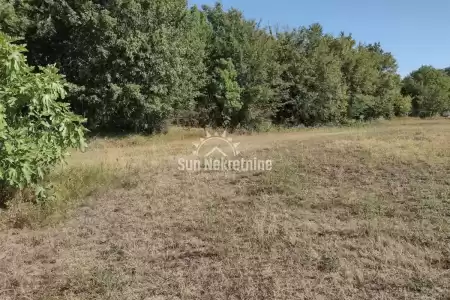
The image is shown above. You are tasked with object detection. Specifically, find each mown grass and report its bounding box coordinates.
[0,118,449,300]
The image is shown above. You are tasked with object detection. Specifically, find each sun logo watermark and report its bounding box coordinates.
[178,131,273,172]
[192,131,240,157]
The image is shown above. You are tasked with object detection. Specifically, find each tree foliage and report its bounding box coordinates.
[195,3,280,130]
[0,33,86,200]
[402,66,450,117]
[0,0,30,36]
[275,26,407,126]
[275,25,347,126]
[7,0,207,133]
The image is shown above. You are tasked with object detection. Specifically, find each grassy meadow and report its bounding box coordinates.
[0,118,449,300]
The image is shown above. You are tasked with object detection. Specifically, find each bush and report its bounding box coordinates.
[0,33,87,201]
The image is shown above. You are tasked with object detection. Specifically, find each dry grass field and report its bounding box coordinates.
[0,118,449,300]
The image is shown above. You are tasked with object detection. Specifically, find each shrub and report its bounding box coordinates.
[0,33,87,201]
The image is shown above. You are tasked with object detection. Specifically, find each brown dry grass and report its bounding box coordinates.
[0,118,449,299]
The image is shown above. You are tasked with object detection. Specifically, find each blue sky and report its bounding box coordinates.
[189,0,450,76]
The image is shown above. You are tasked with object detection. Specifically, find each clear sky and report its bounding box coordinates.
[189,0,450,76]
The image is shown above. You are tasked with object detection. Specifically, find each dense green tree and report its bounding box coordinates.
[341,42,405,120]
[197,3,280,130]
[402,66,450,117]
[4,0,207,134]
[0,0,30,36]
[275,26,405,125]
[275,25,348,126]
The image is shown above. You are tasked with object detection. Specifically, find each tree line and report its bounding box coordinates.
[1,0,450,135]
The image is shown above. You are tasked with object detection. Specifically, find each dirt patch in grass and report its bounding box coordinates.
[0,118,449,299]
